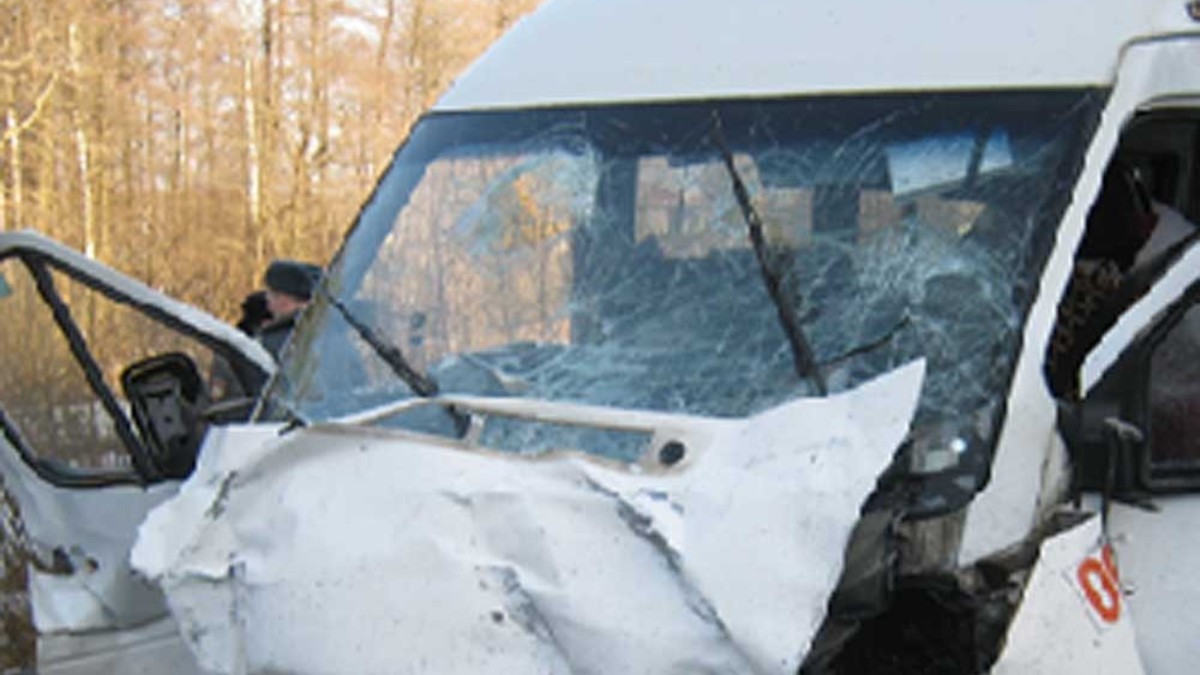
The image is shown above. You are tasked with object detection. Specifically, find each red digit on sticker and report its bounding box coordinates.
[1102,544,1119,581]
[1077,557,1121,623]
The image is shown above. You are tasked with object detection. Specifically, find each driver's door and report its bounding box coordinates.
[1067,237,1200,675]
[0,232,273,673]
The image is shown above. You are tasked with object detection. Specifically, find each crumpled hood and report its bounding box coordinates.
[132,360,925,675]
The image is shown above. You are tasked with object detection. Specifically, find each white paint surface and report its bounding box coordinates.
[437,0,1196,112]
[991,515,1146,675]
[133,361,926,674]
[1107,497,1200,675]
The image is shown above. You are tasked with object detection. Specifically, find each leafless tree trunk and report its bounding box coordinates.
[243,38,265,268]
[67,23,96,258]
[4,107,18,231]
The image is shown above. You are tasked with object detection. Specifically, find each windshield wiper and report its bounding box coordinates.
[322,290,439,397]
[711,114,828,396]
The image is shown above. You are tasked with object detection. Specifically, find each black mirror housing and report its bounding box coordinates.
[121,352,210,480]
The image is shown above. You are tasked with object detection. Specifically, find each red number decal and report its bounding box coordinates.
[1101,543,1118,581]
[1076,555,1121,624]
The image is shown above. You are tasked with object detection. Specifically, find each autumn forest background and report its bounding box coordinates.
[2,0,541,318]
[0,0,540,666]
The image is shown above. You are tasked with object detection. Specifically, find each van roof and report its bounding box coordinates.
[436,0,1198,111]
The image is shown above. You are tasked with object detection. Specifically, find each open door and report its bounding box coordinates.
[0,231,273,672]
[1064,255,1200,675]
[1055,104,1200,675]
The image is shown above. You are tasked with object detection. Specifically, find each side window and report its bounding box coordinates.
[46,266,224,401]
[0,258,132,477]
[1147,303,1200,469]
[0,255,238,483]
[1047,110,1200,398]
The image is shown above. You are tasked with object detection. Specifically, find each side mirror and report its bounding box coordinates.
[120,353,209,480]
[1059,401,1155,512]
[1064,290,1200,495]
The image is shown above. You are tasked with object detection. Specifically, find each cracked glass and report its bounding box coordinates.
[266,91,1102,463]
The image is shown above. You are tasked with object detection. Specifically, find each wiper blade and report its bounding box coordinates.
[322,291,439,397]
[711,113,828,396]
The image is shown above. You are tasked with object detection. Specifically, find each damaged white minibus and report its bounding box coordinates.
[5,0,1200,673]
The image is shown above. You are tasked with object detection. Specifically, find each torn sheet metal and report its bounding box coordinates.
[990,514,1145,675]
[134,360,926,674]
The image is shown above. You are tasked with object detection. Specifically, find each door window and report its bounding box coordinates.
[1047,109,1200,398]
[1147,303,1200,468]
[0,255,236,484]
[0,258,132,478]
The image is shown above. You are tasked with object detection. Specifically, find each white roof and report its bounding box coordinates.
[0,230,275,374]
[437,0,1199,111]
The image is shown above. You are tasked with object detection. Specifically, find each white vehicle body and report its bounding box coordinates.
[3,0,1200,673]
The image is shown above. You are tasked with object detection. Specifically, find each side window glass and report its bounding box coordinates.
[1047,111,1200,399]
[46,267,226,402]
[0,259,132,476]
[1147,303,1200,468]
[0,257,237,482]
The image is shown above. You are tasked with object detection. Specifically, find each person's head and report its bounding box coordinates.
[263,259,322,319]
[236,290,271,335]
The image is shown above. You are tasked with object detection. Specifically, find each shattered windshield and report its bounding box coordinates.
[266,91,1100,454]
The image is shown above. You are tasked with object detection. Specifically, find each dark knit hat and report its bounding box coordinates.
[264,259,322,301]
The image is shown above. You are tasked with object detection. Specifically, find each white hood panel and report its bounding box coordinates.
[134,361,925,674]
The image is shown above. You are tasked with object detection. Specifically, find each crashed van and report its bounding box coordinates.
[5,0,1200,673]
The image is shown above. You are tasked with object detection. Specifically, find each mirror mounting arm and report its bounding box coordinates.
[1100,417,1158,528]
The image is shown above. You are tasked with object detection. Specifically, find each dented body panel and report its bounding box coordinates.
[135,363,924,674]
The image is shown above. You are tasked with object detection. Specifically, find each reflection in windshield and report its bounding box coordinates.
[267,91,1101,459]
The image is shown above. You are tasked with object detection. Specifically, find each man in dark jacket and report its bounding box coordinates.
[259,259,322,361]
[209,290,275,400]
